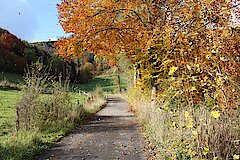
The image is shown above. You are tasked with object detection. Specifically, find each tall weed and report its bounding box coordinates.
[127,87,240,159]
[0,62,107,160]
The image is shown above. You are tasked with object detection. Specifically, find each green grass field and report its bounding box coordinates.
[0,90,87,137]
[73,74,127,92]
[0,72,127,137]
[0,90,20,136]
[0,71,127,159]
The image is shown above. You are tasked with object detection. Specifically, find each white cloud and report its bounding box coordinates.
[49,36,58,41]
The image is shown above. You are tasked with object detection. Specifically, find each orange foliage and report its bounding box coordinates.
[0,33,26,56]
[56,0,239,110]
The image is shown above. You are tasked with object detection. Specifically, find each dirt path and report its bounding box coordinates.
[37,96,147,160]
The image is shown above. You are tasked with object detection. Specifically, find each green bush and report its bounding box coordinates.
[49,54,65,77]
[16,62,83,131]
[25,47,38,64]
[79,62,95,83]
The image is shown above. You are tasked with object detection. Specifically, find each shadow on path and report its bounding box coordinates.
[37,96,147,160]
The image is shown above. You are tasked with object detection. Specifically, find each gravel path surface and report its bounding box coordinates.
[37,96,147,160]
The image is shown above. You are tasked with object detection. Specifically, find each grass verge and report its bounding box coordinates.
[0,88,106,160]
[0,64,107,159]
[126,87,240,160]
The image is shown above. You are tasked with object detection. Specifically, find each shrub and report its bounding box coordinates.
[127,87,240,160]
[49,54,66,77]
[16,62,83,131]
[16,62,49,131]
[79,62,95,83]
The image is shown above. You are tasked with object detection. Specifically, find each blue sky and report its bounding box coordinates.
[0,0,67,42]
[0,0,238,42]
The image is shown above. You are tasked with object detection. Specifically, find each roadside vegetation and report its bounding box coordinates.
[0,0,239,159]
[73,72,127,93]
[55,0,239,159]
[127,87,239,159]
[0,62,109,160]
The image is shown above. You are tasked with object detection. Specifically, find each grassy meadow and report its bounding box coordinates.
[0,90,87,137]
[0,71,121,160]
[0,90,20,136]
[0,89,88,160]
[73,73,127,92]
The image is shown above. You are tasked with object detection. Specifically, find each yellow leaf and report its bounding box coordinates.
[203,76,208,81]
[205,0,214,4]
[206,54,211,59]
[216,77,222,86]
[211,110,221,119]
[184,111,190,118]
[162,59,173,66]
[221,7,227,11]
[203,148,209,155]
[225,0,231,3]
[186,118,193,128]
[192,130,197,135]
[171,122,176,127]
[191,86,197,91]
[186,64,191,71]
[156,108,161,112]
[168,66,178,76]
[233,155,240,160]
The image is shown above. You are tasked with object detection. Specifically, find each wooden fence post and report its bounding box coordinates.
[16,107,20,132]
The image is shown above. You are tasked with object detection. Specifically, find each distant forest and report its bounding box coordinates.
[0,28,108,83]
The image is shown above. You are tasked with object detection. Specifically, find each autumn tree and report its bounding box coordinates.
[0,32,26,56]
[55,1,240,158]
[56,0,239,109]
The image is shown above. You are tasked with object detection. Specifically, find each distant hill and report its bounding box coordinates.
[0,28,58,74]
[0,28,98,83]
[0,28,27,73]
[30,41,57,55]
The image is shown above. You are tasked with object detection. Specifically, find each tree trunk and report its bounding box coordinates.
[133,65,137,87]
[63,61,67,81]
[151,83,157,108]
[116,66,121,93]
[70,60,76,82]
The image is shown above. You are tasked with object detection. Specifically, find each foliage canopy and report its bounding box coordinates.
[56,0,239,110]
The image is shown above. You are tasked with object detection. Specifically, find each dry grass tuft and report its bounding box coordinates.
[126,87,240,160]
